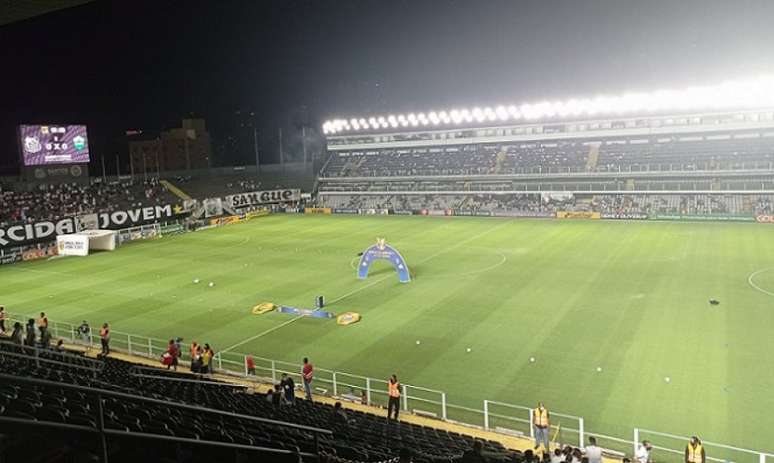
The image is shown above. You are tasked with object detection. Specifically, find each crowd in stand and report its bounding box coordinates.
[320,193,774,216]
[322,137,774,178]
[0,179,173,227]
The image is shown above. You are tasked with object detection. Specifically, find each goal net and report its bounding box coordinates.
[57,230,117,256]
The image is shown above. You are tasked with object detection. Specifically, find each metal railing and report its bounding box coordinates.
[10,314,774,462]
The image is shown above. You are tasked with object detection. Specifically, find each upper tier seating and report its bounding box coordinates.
[321,136,774,178]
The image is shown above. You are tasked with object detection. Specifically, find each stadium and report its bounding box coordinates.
[2,2,774,463]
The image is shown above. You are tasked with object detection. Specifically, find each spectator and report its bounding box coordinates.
[11,322,23,344]
[189,341,198,361]
[246,355,256,375]
[166,339,179,371]
[360,390,368,405]
[387,374,401,421]
[271,384,282,407]
[54,339,64,352]
[280,373,295,403]
[461,440,488,463]
[533,402,551,452]
[0,305,6,334]
[301,357,314,401]
[585,437,603,463]
[685,436,705,463]
[191,346,203,373]
[266,387,275,404]
[39,327,52,349]
[36,312,48,337]
[99,323,110,356]
[25,319,36,346]
[174,337,183,362]
[332,401,350,426]
[551,449,564,463]
[201,344,213,374]
[635,441,652,463]
[78,320,90,346]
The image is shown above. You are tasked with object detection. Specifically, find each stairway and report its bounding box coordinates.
[160,179,192,201]
[494,150,507,174]
[586,144,600,170]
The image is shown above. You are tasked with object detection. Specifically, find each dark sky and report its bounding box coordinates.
[1,0,773,172]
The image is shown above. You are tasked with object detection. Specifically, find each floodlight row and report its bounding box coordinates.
[322,76,774,134]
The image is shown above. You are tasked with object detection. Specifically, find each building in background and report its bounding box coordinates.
[128,119,212,176]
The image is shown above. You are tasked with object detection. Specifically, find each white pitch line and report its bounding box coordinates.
[220,316,304,353]
[748,267,774,297]
[222,219,512,352]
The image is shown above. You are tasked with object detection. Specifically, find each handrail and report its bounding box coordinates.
[0,347,102,373]
[0,338,103,366]
[0,413,316,460]
[0,373,332,437]
[639,428,774,457]
[10,316,774,458]
[132,373,248,388]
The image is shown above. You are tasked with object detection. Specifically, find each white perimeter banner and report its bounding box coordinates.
[56,234,89,256]
[225,189,300,208]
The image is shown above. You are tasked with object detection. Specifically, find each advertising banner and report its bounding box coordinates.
[420,209,453,216]
[491,210,555,218]
[225,189,300,208]
[392,210,414,216]
[0,203,185,248]
[160,223,185,235]
[601,213,649,220]
[210,215,242,226]
[364,209,389,215]
[0,250,23,265]
[24,164,89,184]
[22,244,58,262]
[56,235,89,256]
[756,215,774,223]
[556,211,601,219]
[651,214,755,222]
[304,207,332,215]
[333,208,359,214]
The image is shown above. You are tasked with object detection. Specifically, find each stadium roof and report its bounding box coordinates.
[0,0,94,26]
[322,76,774,135]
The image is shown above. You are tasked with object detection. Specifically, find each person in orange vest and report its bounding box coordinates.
[685,436,705,463]
[99,323,110,356]
[37,312,48,336]
[387,374,401,421]
[533,401,550,451]
[190,341,199,360]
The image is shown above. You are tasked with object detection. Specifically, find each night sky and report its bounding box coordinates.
[1,0,773,173]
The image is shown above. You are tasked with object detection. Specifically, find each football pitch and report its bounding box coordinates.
[2,214,774,454]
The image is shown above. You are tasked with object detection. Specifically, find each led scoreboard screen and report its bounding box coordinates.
[19,124,90,166]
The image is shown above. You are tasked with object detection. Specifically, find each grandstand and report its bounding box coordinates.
[4,78,774,463]
[318,77,774,220]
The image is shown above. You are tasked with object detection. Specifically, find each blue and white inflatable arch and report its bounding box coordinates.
[357,238,411,283]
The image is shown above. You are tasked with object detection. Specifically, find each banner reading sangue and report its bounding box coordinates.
[0,204,185,248]
[225,189,300,208]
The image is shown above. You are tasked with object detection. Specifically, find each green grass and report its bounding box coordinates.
[2,214,774,457]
